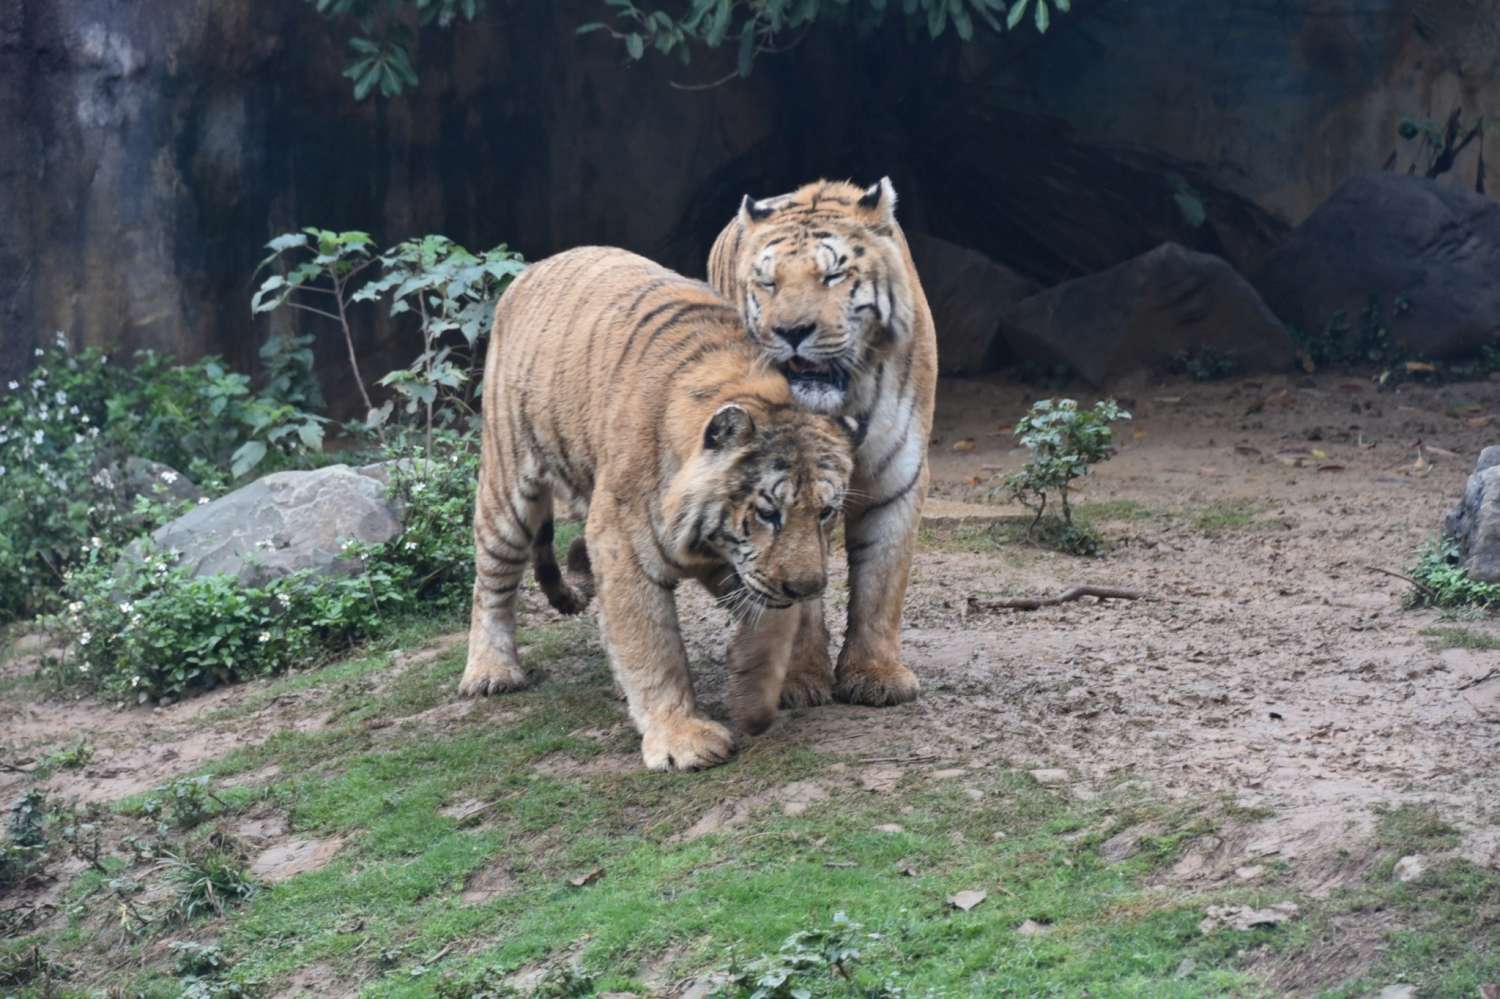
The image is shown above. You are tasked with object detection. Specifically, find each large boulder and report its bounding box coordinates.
[995,243,1297,387]
[141,464,401,586]
[1255,174,1500,360]
[908,233,1039,376]
[1444,446,1500,583]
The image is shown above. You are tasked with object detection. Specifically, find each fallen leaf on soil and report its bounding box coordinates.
[1234,445,1263,458]
[874,823,904,834]
[1404,361,1438,374]
[1424,444,1459,460]
[1029,768,1070,786]
[1197,902,1299,934]
[950,438,976,452]
[568,868,603,888]
[1316,464,1345,473]
[1133,428,1147,441]
[1468,415,1493,428]
[948,889,987,911]
[1154,396,1183,406]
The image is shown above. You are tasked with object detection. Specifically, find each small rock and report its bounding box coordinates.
[1029,768,1070,787]
[1198,902,1299,934]
[1369,986,1417,999]
[948,889,987,911]
[874,823,905,834]
[860,766,904,794]
[930,768,967,780]
[1234,865,1265,881]
[1100,827,1144,864]
[779,780,828,817]
[1393,854,1427,883]
[1016,919,1049,937]
[1175,958,1197,978]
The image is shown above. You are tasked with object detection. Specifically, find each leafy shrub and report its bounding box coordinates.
[1000,398,1129,554]
[724,911,868,998]
[43,433,480,703]
[1409,538,1500,609]
[0,335,327,621]
[142,777,226,832]
[253,227,523,450]
[165,836,258,923]
[0,790,49,889]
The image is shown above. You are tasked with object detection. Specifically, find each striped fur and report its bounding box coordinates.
[461,247,855,771]
[707,178,938,708]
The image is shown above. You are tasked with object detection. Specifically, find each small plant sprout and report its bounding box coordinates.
[1002,398,1130,554]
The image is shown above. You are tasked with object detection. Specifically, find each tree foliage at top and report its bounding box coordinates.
[307,0,1076,99]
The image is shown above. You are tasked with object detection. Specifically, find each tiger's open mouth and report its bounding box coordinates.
[781,357,850,392]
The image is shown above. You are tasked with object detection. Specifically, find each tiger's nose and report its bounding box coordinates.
[773,324,816,349]
[780,576,825,601]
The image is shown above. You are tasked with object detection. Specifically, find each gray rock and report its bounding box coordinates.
[1256,174,1500,361]
[997,243,1296,387]
[142,464,401,586]
[1444,449,1500,583]
[908,233,1039,376]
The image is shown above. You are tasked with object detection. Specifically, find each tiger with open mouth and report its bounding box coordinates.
[707,177,938,708]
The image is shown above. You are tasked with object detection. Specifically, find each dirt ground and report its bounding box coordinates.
[5,368,1500,986]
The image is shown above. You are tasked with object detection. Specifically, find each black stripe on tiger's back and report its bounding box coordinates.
[633,300,737,367]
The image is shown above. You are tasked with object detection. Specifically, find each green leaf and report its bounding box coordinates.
[575,21,607,34]
[230,441,267,479]
[265,233,308,253]
[706,0,732,46]
[737,21,756,77]
[1006,0,1028,29]
[1034,0,1049,32]
[626,32,645,59]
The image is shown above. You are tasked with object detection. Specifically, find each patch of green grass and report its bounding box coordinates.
[1076,499,1159,523]
[1188,501,1260,534]
[1268,804,1499,998]
[1409,538,1500,609]
[1420,625,1500,651]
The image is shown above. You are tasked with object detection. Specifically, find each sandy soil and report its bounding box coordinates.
[5,368,1499,921]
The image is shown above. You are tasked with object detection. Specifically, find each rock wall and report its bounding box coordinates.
[4,0,1497,396]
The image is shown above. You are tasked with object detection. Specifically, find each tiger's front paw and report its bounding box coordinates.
[458,651,527,697]
[834,655,919,707]
[779,666,834,709]
[640,715,737,771]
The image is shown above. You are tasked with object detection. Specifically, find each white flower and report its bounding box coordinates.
[160,470,178,484]
[0,466,6,478]
[130,675,141,687]
[80,661,90,673]
[54,390,66,406]
[67,601,83,614]
[32,429,43,444]
[197,496,209,505]
[54,331,67,348]
[69,405,79,415]
[118,601,133,614]
[88,427,99,438]
[79,631,91,646]
[257,631,271,644]
[6,381,15,391]
[90,536,102,549]
[276,592,292,607]
[34,347,43,357]
[404,541,417,551]
[80,414,89,424]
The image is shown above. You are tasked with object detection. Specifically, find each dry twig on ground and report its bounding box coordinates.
[967,586,1151,613]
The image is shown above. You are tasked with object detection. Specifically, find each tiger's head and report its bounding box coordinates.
[726,177,917,415]
[667,402,855,609]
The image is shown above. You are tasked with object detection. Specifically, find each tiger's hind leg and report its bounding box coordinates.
[461,458,549,698]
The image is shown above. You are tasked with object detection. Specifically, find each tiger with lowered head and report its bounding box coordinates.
[707,177,938,709]
[460,246,855,771]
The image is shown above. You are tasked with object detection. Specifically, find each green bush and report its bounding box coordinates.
[1409,538,1500,609]
[43,433,480,703]
[1000,398,1129,555]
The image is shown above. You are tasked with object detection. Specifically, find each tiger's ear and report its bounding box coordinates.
[857,176,898,224]
[704,403,756,452]
[739,194,775,225]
